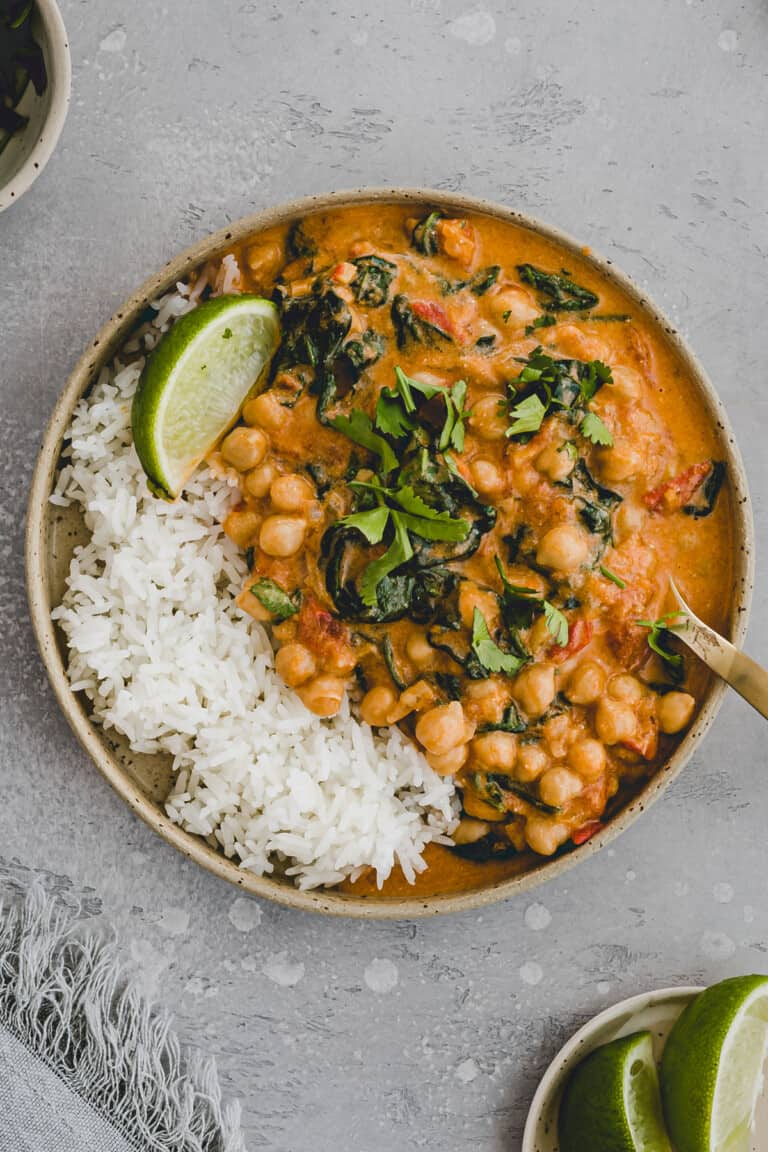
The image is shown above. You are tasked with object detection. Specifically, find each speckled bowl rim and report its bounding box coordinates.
[0,0,71,213]
[521,985,703,1151]
[26,187,754,919]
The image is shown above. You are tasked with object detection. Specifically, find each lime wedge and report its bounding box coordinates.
[660,975,768,1152]
[131,294,279,499]
[559,1031,672,1152]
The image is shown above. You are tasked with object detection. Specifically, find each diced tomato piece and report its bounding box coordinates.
[410,299,455,337]
[572,820,603,846]
[296,596,354,671]
[621,702,659,760]
[606,622,651,670]
[550,618,594,664]
[331,261,358,285]
[643,460,712,513]
[435,218,477,268]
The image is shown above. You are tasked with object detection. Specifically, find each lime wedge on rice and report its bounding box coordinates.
[559,1031,672,1152]
[660,974,768,1152]
[131,294,279,499]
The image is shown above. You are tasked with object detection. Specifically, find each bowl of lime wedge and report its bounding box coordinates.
[525,975,768,1152]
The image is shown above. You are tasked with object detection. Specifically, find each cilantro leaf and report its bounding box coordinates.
[543,601,569,646]
[331,409,398,473]
[507,393,547,437]
[578,359,613,403]
[445,379,469,452]
[580,411,614,447]
[394,365,440,409]
[637,613,686,670]
[524,313,556,336]
[471,609,529,676]
[375,390,416,439]
[359,514,413,607]
[599,564,627,589]
[340,506,390,544]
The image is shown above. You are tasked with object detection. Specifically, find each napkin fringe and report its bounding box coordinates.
[0,883,245,1152]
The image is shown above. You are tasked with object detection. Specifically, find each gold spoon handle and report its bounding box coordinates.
[670,615,768,721]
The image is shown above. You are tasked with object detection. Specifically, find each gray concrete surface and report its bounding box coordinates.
[2,1,767,1148]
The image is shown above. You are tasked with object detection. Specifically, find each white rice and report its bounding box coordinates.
[51,292,458,890]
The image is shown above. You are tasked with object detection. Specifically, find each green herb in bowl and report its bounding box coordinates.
[0,0,48,155]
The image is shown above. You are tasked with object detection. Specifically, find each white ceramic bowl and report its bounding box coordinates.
[522,985,768,1151]
[0,0,71,213]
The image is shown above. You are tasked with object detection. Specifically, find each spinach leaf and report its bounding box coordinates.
[517,264,599,312]
[286,219,317,260]
[273,287,352,423]
[525,314,557,336]
[411,210,442,256]
[391,294,452,348]
[439,266,500,296]
[340,330,385,380]
[250,578,300,622]
[682,460,726,518]
[478,702,527,734]
[351,255,397,307]
[381,635,406,691]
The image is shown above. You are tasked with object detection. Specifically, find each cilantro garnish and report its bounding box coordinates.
[471,609,529,676]
[599,564,627,589]
[507,393,548,437]
[543,601,569,647]
[375,366,469,454]
[330,410,398,474]
[250,578,300,621]
[580,411,613,447]
[494,554,570,647]
[505,347,614,447]
[636,612,686,668]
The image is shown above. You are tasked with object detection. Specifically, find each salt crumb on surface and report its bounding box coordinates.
[713,882,734,904]
[519,961,543,987]
[455,1058,479,1084]
[446,8,496,46]
[717,29,738,52]
[744,905,755,924]
[524,903,551,932]
[596,981,611,995]
[673,880,690,897]
[625,869,637,883]
[700,930,736,961]
[504,36,522,55]
[364,957,399,994]
[262,952,305,987]
[228,897,263,933]
[99,26,127,53]
[158,907,190,936]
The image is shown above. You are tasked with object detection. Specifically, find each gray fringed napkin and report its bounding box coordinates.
[0,884,246,1152]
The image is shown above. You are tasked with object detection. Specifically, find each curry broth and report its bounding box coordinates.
[205,204,732,896]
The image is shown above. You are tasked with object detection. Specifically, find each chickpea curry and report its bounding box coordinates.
[207,204,732,892]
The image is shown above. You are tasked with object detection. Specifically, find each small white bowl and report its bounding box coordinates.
[522,984,768,1150]
[0,0,71,213]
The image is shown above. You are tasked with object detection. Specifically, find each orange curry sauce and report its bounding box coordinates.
[205,204,732,896]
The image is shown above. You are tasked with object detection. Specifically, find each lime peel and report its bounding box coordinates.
[132,294,279,499]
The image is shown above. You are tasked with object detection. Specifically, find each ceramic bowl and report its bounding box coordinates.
[0,0,71,213]
[25,189,754,918]
[522,984,768,1150]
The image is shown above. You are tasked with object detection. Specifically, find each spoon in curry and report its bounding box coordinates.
[667,578,768,721]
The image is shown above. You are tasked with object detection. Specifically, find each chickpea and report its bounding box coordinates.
[222,506,261,549]
[464,678,508,725]
[415,701,467,756]
[528,615,552,653]
[657,691,696,735]
[459,582,499,631]
[244,462,276,499]
[388,679,436,722]
[539,767,583,808]
[245,241,282,281]
[270,473,315,513]
[405,631,434,667]
[536,523,590,571]
[427,744,469,775]
[259,516,307,558]
[597,441,643,484]
[614,501,646,544]
[608,673,645,703]
[452,818,490,846]
[569,738,606,781]
[220,426,269,472]
[471,731,518,771]
[468,394,508,441]
[543,712,574,758]
[275,643,316,688]
[516,744,550,782]
[595,697,636,745]
[525,816,570,856]
[565,661,606,705]
[488,284,539,328]
[297,675,346,717]
[360,684,398,727]
[470,458,505,496]
[536,443,575,484]
[242,391,284,432]
[513,663,556,718]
